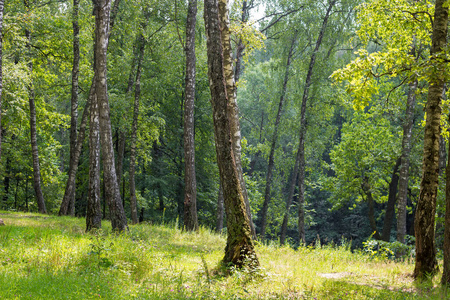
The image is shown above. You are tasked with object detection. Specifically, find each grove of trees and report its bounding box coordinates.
[2,0,450,281]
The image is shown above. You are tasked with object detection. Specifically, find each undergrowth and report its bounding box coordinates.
[0,211,448,299]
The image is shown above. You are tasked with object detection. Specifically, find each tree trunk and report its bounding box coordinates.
[280,149,300,245]
[129,33,145,225]
[204,0,258,268]
[397,80,417,242]
[362,177,381,240]
[218,0,255,240]
[61,0,121,217]
[86,91,102,231]
[216,182,224,233]
[93,0,128,231]
[183,0,199,232]
[260,31,298,239]
[295,0,335,244]
[67,0,80,215]
[234,0,249,84]
[24,1,47,214]
[381,157,401,241]
[116,130,125,188]
[298,137,306,244]
[414,0,448,280]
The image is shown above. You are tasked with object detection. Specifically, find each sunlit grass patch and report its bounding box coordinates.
[0,211,448,299]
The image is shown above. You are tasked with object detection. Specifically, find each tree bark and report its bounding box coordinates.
[260,31,298,239]
[204,0,258,268]
[61,0,121,217]
[295,0,335,244]
[234,0,250,84]
[116,130,125,188]
[183,0,199,231]
[93,0,128,231]
[86,91,102,231]
[397,80,417,242]
[68,0,80,214]
[361,177,381,240]
[60,0,82,216]
[280,149,300,245]
[129,33,145,225]
[24,0,47,214]
[218,0,256,239]
[381,157,401,241]
[414,0,448,280]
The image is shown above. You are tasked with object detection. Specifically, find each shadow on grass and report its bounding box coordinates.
[317,278,450,299]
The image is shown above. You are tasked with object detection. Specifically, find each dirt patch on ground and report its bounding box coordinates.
[318,272,353,279]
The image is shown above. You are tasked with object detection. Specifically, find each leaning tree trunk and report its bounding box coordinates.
[217,0,255,239]
[381,157,401,241]
[93,0,128,231]
[129,32,145,225]
[280,149,300,245]
[414,0,448,280]
[260,31,298,240]
[24,1,47,214]
[183,0,199,232]
[204,0,258,268]
[60,81,92,216]
[397,80,417,243]
[61,0,121,217]
[60,0,81,216]
[0,0,4,162]
[296,0,335,243]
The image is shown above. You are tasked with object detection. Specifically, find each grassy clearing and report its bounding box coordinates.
[0,212,448,299]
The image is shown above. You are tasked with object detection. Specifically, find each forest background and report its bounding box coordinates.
[1,0,449,272]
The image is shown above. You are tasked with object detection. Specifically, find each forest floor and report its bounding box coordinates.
[0,211,448,299]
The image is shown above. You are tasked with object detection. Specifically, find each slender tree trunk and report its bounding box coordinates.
[0,0,4,162]
[280,149,300,245]
[116,130,125,187]
[234,0,249,84]
[295,0,335,244]
[86,92,102,231]
[260,31,298,239]
[204,0,258,268]
[183,0,199,231]
[414,0,448,280]
[298,137,306,244]
[218,0,255,239]
[129,33,145,225]
[68,0,80,214]
[60,82,92,216]
[381,157,401,241]
[24,1,47,214]
[60,0,83,216]
[361,177,382,240]
[61,0,121,217]
[397,80,417,243]
[216,182,224,232]
[93,0,128,231]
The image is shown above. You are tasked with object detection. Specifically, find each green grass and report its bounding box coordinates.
[0,211,448,299]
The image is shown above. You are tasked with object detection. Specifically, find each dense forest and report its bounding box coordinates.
[2,0,450,284]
